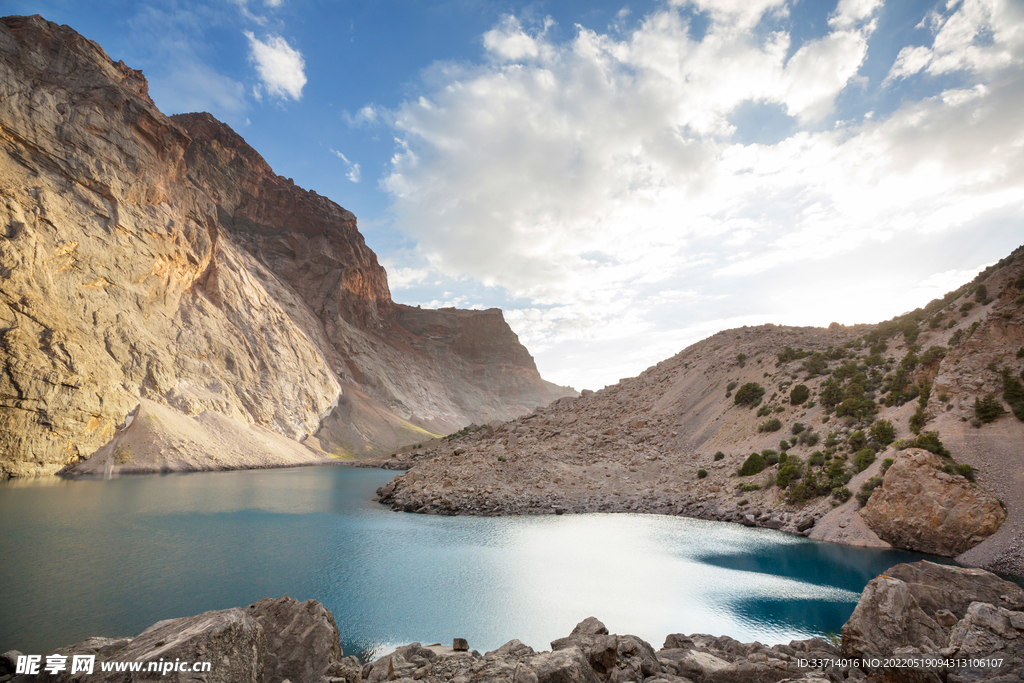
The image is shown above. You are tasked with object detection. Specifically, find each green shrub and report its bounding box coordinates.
[757,404,772,417]
[738,482,761,492]
[912,431,950,457]
[774,406,785,413]
[808,451,825,466]
[975,284,988,302]
[790,384,810,405]
[758,418,782,432]
[880,457,894,475]
[737,353,747,367]
[734,383,765,407]
[798,430,819,446]
[856,477,884,506]
[727,381,739,392]
[909,405,927,434]
[738,452,767,476]
[868,419,896,446]
[1002,369,1024,421]
[791,422,806,435]
[848,430,867,451]
[832,486,852,503]
[853,448,876,473]
[714,451,725,461]
[778,347,810,363]
[974,394,1006,423]
[697,469,708,479]
[777,455,804,488]
[960,301,975,316]
[779,439,790,451]
[762,449,780,466]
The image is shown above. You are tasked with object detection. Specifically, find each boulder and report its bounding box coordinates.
[528,648,601,683]
[841,573,947,658]
[244,597,342,683]
[859,449,1005,556]
[47,608,265,683]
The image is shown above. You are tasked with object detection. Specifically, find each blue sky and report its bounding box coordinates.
[7,0,1024,390]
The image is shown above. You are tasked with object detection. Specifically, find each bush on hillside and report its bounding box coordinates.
[790,384,810,405]
[738,452,767,476]
[853,448,876,473]
[869,419,896,446]
[974,394,1006,423]
[758,418,782,433]
[734,383,765,407]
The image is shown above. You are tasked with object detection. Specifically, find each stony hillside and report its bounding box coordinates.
[378,247,1024,576]
[0,15,572,478]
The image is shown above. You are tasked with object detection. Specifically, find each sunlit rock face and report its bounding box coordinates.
[0,15,573,477]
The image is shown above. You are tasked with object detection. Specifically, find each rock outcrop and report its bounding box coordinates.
[0,15,572,478]
[859,449,1006,556]
[843,561,1024,682]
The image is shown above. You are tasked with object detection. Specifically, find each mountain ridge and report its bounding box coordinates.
[376,247,1024,576]
[0,14,573,478]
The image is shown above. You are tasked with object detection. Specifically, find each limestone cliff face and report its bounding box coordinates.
[0,15,572,477]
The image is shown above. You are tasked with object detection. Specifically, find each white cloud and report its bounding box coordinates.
[886,0,1024,83]
[829,0,882,30]
[265,0,284,7]
[244,31,307,100]
[379,1,1024,390]
[330,149,361,183]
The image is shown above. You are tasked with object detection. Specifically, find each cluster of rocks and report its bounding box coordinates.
[5,562,1023,683]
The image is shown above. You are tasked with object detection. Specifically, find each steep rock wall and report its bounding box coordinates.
[0,15,572,476]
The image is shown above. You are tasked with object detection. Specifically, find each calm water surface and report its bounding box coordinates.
[1,466,938,658]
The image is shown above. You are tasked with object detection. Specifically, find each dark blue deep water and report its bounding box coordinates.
[0,466,939,658]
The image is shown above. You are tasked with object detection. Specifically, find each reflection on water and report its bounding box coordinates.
[0,466,945,658]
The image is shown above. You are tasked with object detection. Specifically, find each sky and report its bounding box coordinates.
[7,0,1024,391]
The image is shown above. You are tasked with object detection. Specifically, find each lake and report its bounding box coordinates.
[0,465,939,659]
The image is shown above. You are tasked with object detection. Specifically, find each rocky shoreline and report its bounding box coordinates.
[4,561,1023,683]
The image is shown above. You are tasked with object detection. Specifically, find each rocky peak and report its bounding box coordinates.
[0,14,573,477]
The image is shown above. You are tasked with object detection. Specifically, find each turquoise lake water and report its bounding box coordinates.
[0,465,939,659]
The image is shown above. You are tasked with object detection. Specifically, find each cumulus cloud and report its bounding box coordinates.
[379,0,1024,389]
[886,0,1024,82]
[244,31,306,100]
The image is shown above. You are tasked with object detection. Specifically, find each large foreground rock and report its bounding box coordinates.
[245,597,343,683]
[859,449,1006,556]
[843,560,1024,681]
[15,598,347,683]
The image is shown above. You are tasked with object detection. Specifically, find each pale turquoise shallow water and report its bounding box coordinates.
[0,465,938,658]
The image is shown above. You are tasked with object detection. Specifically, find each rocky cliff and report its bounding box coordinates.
[377,247,1024,576]
[0,15,572,478]
[9,561,1024,682]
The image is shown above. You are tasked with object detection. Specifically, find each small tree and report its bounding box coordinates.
[738,452,767,476]
[734,383,765,407]
[853,448,876,473]
[790,384,810,405]
[868,419,895,446]
[974,394,1005,423]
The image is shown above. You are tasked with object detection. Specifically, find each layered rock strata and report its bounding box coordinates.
[0,15,571,477]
